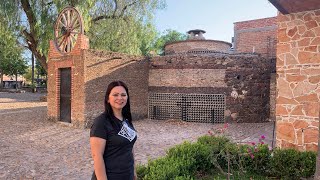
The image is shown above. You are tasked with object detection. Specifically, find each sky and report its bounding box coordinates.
[154,0,278,43]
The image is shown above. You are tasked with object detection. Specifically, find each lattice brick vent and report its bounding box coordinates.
[149,93,225,123]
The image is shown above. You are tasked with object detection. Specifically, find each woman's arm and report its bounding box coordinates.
[133,149,137,180]
[90,137,107,180]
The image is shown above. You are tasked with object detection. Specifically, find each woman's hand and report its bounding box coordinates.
[134,172,138,180]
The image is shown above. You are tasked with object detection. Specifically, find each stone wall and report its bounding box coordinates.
[275,10,320,151]
[165,40,232,54]
[234,17,277,58]
[150,54,275,123]
[83,50,149,127]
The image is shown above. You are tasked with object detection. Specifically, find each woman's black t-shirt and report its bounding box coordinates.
[90,112,137,180]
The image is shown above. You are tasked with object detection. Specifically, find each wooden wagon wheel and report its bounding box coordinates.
[54,6,84,53]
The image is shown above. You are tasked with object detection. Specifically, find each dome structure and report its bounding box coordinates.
[164,29,232,55]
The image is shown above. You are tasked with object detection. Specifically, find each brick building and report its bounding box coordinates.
[234,17,277,58]
[47,35,149,128]
[164,29,232,55]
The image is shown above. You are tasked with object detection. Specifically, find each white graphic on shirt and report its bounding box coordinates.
[118,121,136,142]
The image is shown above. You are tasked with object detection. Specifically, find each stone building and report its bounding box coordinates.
[268,0,320,151]
[149,29,275,124]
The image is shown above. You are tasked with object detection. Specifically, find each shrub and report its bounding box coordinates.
[136,164,148,180]
[139,141,212,180]
[241,143,271,175]
[299,151,317,178]
[269,148,317,179]
[137,134,316,180]
[142,157,191,180]
[167,141,212,172]
[173,175,194,180]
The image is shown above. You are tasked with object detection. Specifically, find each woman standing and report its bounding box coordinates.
[90,81,137,180]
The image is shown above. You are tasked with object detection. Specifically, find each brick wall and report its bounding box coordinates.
[83,50,149,128]
[150,54,275,123]
[165,40,231,54]
[275,10,320,151]
[234,17,277,58]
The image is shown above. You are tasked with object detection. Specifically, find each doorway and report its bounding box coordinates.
[59,68,71,123]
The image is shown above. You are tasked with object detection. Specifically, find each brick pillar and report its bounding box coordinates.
[47,34,89,128]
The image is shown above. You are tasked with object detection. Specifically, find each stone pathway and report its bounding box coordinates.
[0,92,274,179]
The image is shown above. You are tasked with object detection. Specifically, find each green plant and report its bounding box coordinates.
[299,151,317,178]
[198,135,245,177]
[138,133,316,180]
[241,143,271,175]
[139,141,212,180]
[167,141,212,172]
[142,156,193,180]
[173,175,194,180]
[269,148,316,179]
[136,164,148,180]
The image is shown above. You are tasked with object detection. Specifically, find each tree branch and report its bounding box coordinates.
[22,30,47,71]
[120,1,138,17]
[91,1,138,23]
[20,0,36,36]
[112,0,118,18]
[91,15,114,23]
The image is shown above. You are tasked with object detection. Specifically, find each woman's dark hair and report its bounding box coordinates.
[104,81,133,129]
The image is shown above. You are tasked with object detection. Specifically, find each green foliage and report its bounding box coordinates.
[241,144,271,175]
[0,20,27,78]
[299,151,317,178]
[173,175,194,180]
[0,0,167,71]
[270,148,316,179]
[136,164,148,180]
[137,134,317,180]
[198,169,271,180]
[35,60,47,76]
[142,157,191,180]
[198,135,236,172]
[138,141,211,180]
[166,142,212,172]
[88,17,157,56]
[151,29,188,55]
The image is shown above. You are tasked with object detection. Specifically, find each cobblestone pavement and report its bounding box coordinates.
[0,92,275,180]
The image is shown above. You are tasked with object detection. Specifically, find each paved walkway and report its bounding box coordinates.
[0,92,275,180]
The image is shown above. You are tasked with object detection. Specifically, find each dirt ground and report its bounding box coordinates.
[0,92,274,180]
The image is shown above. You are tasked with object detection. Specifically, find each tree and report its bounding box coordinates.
[0,0,166,72]
[151,29,188,55]
[89,16,157,56]
[0,18,26,88]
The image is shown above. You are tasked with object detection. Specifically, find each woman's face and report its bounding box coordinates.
[108,86,128,112]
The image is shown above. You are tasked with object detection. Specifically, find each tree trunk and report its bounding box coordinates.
[15,73,18,90]
[0,70,3,88]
